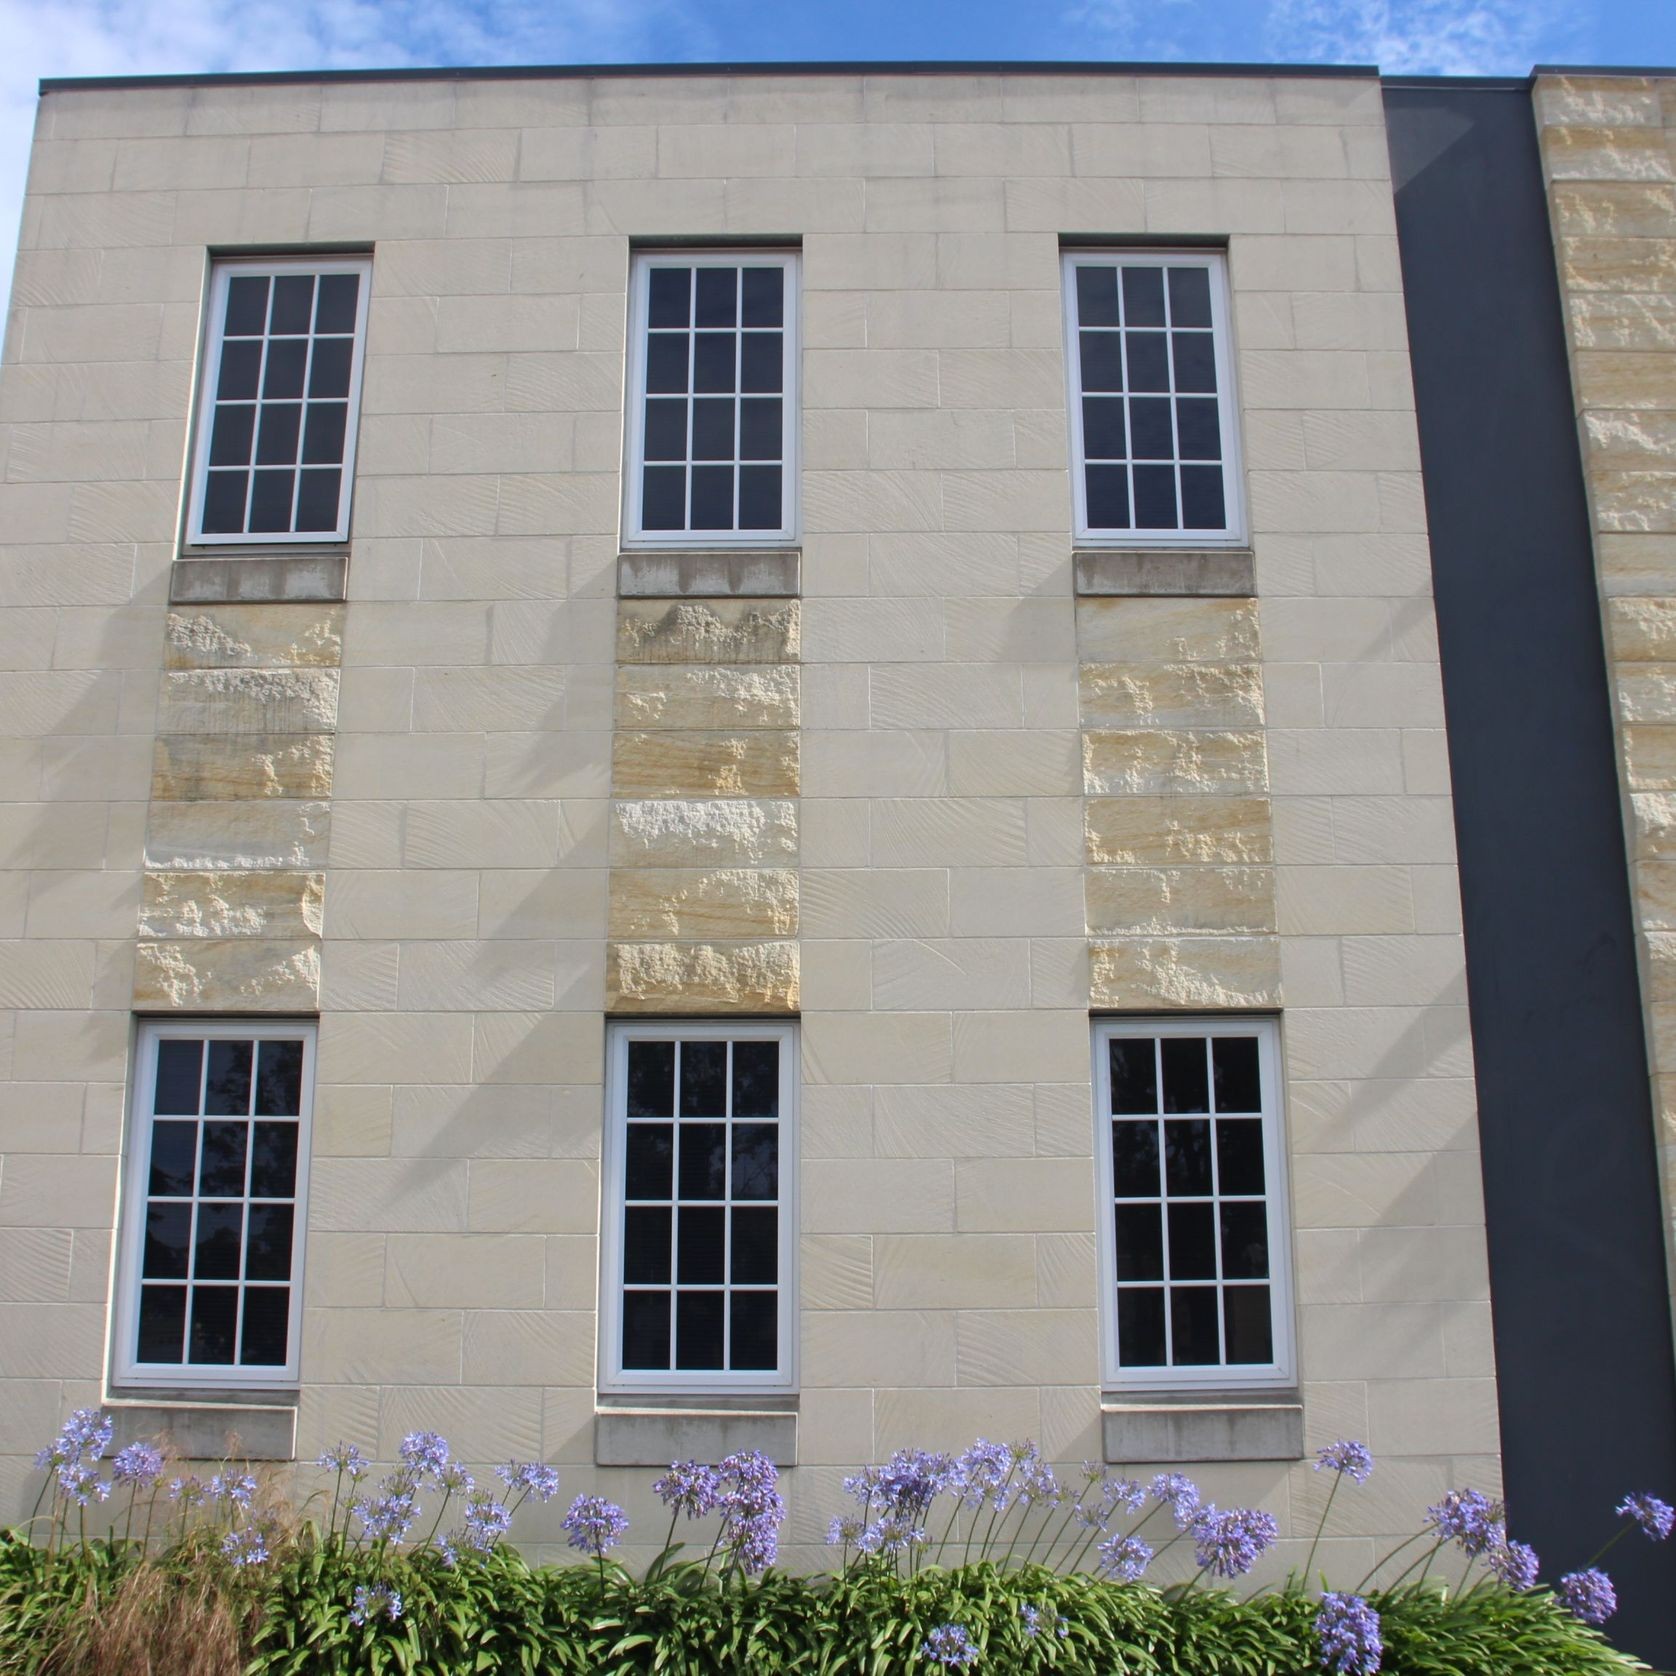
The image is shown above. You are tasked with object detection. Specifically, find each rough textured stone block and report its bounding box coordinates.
[616,598,800,664]
[1082,729,1268,796]
[1085,865,1276,934]
[616,665,799,731]
[1080,661,1265,729]
[1089,935,1282,1009]
[145,800,331,870]
[151,733,336,801]
[1076,597,1260,663]
[1608,597,1676,661]
[606,939,799,1012]
[610,799,798,867]
[158,668,341,735]
[164,604,345,670]
[608,867,799,938]
[1085,796,1273,864]
[140,870,325,939]
[612,730,799,798]
[134,938,322,1010]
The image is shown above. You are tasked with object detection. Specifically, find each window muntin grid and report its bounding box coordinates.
[187,258,371,545]
[602,1023,797,1393]
[115,1023,314,1389]
[1062,252,1245,546]
[1094,1019,1292,1391]
[624,252,798,546]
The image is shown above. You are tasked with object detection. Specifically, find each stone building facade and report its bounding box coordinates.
[0,58,1672,1653]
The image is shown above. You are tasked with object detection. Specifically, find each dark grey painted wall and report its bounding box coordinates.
[1383,80,1676,1663]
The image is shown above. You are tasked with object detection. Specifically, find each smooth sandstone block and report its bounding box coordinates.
[1075,596,1260,663]
[611,730,799,797]
[615,665,799,731]
[140,870,326,939]
[158,668,341,735]
[609,799,798,868]
[1085,865,1276,934]
[1082,729,1269,796]
[134,938,322,1010]
[615,598,800,664]
[1089,935,1282,1009]
[1079,661,1265,729]
[145,800,331,871]
[608,867,799,938]
[1085,796,1273,864]
[151,733,336,801]
[606,939,799,1012]
[163,604,345,670]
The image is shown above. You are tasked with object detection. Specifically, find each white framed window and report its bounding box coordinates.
[185,256,372,546]
[113,1021,316,1390]
[600,1021,797,1394]
[623,250,799,547]
[1093,1017,1293,1391]
[1062,251,1246,546]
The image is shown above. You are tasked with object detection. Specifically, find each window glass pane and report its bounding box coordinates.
[731,1124,778,1199]
[199,1122,249,1197]
[1168,1202,1216,1279]
[245,1204,294,1281]
[741,267,784,328]
[240,1288,290,1365]
[269,274,314,334]
[256,403,301,466]
[217,340,263,401]
[255,1041,303,1117]
[1168,265,1213,328]
[624,1206,672,1283]
[648,267,691,328]
[738,465,782,530]
[739,398,781,462]
[189,1287,238,1364]
[250,1121,298,1197]
[677,1206,725,1284]
[676,1290,724,1370]
[148,1121,197,1196]
[1085,465,1130,530]
[1076,264,1121,328]
[645,335,689,394]
[314,272,360,334]
[154,1041,204,1116]
[224,276,269,336]
[1117,1288,1165,1366]
[730,1292,777,1369]
[695,267,738,328]
[1164,1119,1212,1197]
[1212,1038,1260,1112]
[731,1207,777,1283]
[740,333,782,394]
[1220,1202,1270,1280]
[1180,466,1227,532]
[1122,265,1166,327]
[202,472,249,535]
[302,403,348,466]
[1129,397,1174,460]
[1109,1038,1158,1114]
[1176,398,1221,462]
[1126,332,1170,393]
[295,468,343,532]
[1224,1287,1274,1364]
[1132,463,1177,529]
[1160,1037,1209,1113]
[1082,396,1125,459]
[732,1042,779,1115]
[194,1202,244,1280]
[137,1286,186,1363]
[1111,1121,1160,1197]
[209,405,255,467]
[1216,1119,1266,1196]
[628,1041,676,1116]
[677,1123,726,1199]
[1170,1287,1221,1364]
[248,470,295,533]
[143,1204,190,1279]
[693,333,735,394]
[644,399,687,462]
[625,1123,674,1199]
[691,398,734,461]
[1172,333,1217,393]
[622,1292,670,1369]
[262,339,307,400]
[1079,332,1122,393]
[679,1042,726,1117]
[642,466,686,529]
[1114,1204,1163,1281]
[308,337,353,399]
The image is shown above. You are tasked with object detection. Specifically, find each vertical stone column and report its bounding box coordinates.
[607,599,800,1013]
[1077,595,1278,1010]
[134,604,341,1010]
[1535,73,1676,1324]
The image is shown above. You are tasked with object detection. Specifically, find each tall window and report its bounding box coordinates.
[600,1023,797,1394]
[623,251,798,546]
[186,257,371,545]
[1094,1018,1293,1390]
[1062,251,1245,545]
[113,1022,315,1389]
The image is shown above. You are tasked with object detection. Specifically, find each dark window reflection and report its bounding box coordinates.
[679,1042,726,1118]
[154,1041,203,1116]
[1164,1119,1212,1197]
[1117,1287,1165,1366]
[677,1206,725,1284]
[676,1290,724,1370]
[204,1040,252,1116]
[1161,1037,1210,1113]
[1110,1038,1158,1114]
[1170,1287,1220,1364]
[199,1122,249,1198]
[623,1291,670,1368]
[627,1041,675,1116]
[730,1291,777,1369]
[240,1287,289,1365]
[625,1123,674,1199]
[731,1124,778,1199]
[189,1287,238,1364]
[678,1123,726,1199]
[148,1121,197,1196]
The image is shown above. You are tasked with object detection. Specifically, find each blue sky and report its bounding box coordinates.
[2,0,1675,307]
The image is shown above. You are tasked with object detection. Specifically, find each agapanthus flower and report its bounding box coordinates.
[169,1475,206,1507]
[653,1460,723,1520]
[1097,1532,1153,1582]
[1010,1445,1060,1512]
[221,1527,270,1567]
[112,1443,164,1488]
[348,1583,403,1626]
[1315,1592,1383,1675]
[1615,1492,1675,1542]
[828,1515,864,1546]
[398,1431,451,1481]
[497,1460,561,1504]
[460,1497,512,1554]
[951,1439,1011,1508]
[1192,1505,1279,1579]
[718,1450,785,1574]
[564,1494,629,1558]
[1056,1617,1069,1640]
[56,1464,110,1507]
[920,1624,978,1667]
[1151,1472,1202,1530]
[1314,1441,1375,1486]
[1426,1489,1502,1557]
[354,1489,418,1544]
[1487,1538,1540,1591]
[1557,1568,1617,1626]
[209,1472,256,1509]
[1020,1602,1041,1639]
[316,1442,368,1480]
[61,1409,114,1462]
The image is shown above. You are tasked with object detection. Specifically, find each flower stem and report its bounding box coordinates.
[1301,1470,1342,1591]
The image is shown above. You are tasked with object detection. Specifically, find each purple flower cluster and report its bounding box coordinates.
[563,1494,629,1559]
[34,1409,118,1507]
[112,1443,164,1489]
[352,1487,418,1544]
[950,1439,1011,1508]
[348,1582,402,1626]
[1315,1592,1383,1675]
[1557,1568,1618,1625]
[655,1460,724,1520]
[398,1431,452,1482]
[221,1527,270,1568]
[717,1450,785,1574]
[1425,1488,1502,1558]
[841,1448,953,1556]
[1615,1492,1675,1542]
[497,1460,561,1506]
[1314,1441,1375,1486]
[208,1472,257,1509]
[920,1623,978,1667]
[170,1475,207,1508]
[316,1442,368,1480]
[1191,1505,1279,1580]
[1486,1538,1539,1592]
[57,1465,110,1508]
[1151,1473,1202,1531]
[1096,1532,1153,1582]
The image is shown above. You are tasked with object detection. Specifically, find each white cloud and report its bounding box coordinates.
[1262,0,1580,74]
[0,0,713,311]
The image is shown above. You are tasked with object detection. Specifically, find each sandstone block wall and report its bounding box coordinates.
[0,68,1486,1573]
